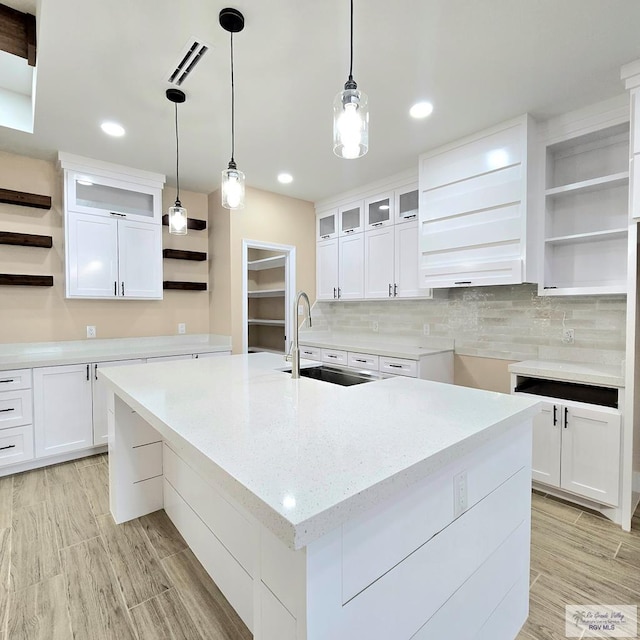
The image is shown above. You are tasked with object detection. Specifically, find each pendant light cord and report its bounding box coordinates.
[174,101,181,205]
[349,0,353,81]
[230,32,236,165]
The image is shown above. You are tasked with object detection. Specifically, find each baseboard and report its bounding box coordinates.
[0,445,107,477]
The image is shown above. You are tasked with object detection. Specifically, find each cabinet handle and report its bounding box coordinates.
[86,364,90,381]
[354,359,367,363]
[333,287,337,299]
[564,407,568,428]
[404,214,417,220]
[338,287,341,299]
[345,229,354,234]
[454,281,472,285]
[388,284,392,297]
[0,379,14,384]
[114,281,117,296]
[94,364,98,380]
[122,282,125,296]
[0,445,15,451]
[321,234,331,239]
[327,354,338,358]
[553,405,557,426]
[388,364,403,368]
[372,222,384,227]
[110,212,126,218]
[0,408,15,413]
[394,283,398,297]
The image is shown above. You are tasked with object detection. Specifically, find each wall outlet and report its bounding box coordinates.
[178,323,186,334]
[453,471,468,517]
[86,325,96,339]
[562,328,575,344]
[371,321,379,333]
[423,323,430,336]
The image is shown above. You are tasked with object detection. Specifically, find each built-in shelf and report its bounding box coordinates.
[0,274,54,286]
[163,281,207,291]
[247,255,286,271]
[162,249,207,261]
[161,215,207,231]
[545,228,628,245]
[545,171,629,198]
[248,319,285,326]
[0,231,52,248]
[247,289,286,298]
[543,283,628,296]
[0,188,51,210]
[248,346,285,355]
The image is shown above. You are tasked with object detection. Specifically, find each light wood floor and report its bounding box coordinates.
[0,458,638,639]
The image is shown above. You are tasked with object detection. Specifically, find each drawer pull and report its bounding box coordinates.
[454,281,472,285]
[0,379,14,384]
[372,222,384,227]
[110,212,126,217]
[0,445,16,451]
[303,351,313,355]
[354,359,367,363]
[388,364,403,368]
[404,214,417,220]
[327,355,338,358]
[0,408,15,413]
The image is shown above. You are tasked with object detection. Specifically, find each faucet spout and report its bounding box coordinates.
[286,291,312,379]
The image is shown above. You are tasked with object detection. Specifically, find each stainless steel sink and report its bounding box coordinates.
[281,365,379,386]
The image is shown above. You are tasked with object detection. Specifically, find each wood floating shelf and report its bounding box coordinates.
[162,249,207,261]
[0,231,53,248]
[0,188,51,210]
[161,215,207,231]
[163,281,207,291]
[0,274,53,287]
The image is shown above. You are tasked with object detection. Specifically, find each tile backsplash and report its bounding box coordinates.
[310,284,626,365]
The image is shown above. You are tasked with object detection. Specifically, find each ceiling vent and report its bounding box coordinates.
[167,38,210,86]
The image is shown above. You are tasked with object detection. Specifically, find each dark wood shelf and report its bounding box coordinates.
[0,188,51,210]
[163,280,207,291]
[162,249,207,261]
[0,231,52,248]
[161,215,207,231]
[0,274,54,286]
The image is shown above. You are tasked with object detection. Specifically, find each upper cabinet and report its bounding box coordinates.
[59,153,165,300]
[418,115,537,289]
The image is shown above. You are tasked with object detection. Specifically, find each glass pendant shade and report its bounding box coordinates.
[221,165,245,210]
[168,202,188,235]
[333,87,368,159]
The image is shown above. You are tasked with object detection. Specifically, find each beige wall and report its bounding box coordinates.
[0,150,210,343]
[209,186,316,353]
[453,355,517,394]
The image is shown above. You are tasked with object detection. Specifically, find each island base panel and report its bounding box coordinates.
[108,389,533,640]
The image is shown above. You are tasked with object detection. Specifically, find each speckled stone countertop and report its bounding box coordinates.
[101,352,539,550]
[0,334,231,370]
[508,360,625,388]
[298,331,454,360]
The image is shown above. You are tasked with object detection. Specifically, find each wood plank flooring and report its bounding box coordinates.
[0,455,638,639]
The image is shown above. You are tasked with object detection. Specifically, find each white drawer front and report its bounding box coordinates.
[348,352,380,371]
[299,346,322,361]
[0,369,32,391]
[0,425,34,467]
[380,357,417,377]
[0,389,32,429]
[321,349,348,366]
[132,442,163,483]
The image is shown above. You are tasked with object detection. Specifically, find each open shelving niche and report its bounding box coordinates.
[541,120,630,296]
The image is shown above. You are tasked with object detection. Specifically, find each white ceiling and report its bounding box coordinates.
[1,0,640,202]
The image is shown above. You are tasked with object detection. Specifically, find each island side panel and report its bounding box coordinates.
[108,392,163,523]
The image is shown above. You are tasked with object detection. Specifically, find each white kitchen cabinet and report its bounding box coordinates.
[395,185,419,224]
[531,401,562,486]
[146,355,193,363]
[339,202,364,236]
[33,364,93,458]
[418,114,537,289]
[66,212,162,299]
[92,359,144,445]
[317,209,338,241]
[338,233,364,300]
[317,238,339,300]
[365,193,393,229]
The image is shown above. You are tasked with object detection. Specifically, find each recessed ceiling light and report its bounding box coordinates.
[409,101,434,119]
[277,172,293,184]
[100,121,125,137]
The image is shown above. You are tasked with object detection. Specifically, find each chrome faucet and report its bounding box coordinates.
[285,291,312,379]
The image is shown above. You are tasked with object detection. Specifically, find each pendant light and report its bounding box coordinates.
[166,88,188,234]
[220,8,245,210]
[333,0,368,159]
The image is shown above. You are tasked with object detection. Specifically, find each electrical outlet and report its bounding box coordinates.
[453,471,468,517]
[178,323,186,334]
[372,321,379,333]
[423,323,430,336]
[562,328,575,344]
[86,325,96,339]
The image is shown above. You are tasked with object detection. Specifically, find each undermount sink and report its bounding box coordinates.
[282,365,379,386]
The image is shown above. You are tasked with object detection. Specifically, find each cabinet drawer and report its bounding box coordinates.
[321,349,348,366]
[0,389,32,429]
[0,369,32,391]
[0,425,34,467]
[132,442,162,483]
[348,352,380,371]
[380,356,418,377]
[299,346,322,361]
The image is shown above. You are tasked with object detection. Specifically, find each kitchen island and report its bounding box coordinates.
[100,353,540,640]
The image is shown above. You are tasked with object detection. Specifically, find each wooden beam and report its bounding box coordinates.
[0,188,51,210]
[0,274,53,287]
[0,231,52,248]
[0,4,36,65]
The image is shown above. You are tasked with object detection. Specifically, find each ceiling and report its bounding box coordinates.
[1,0,640,203]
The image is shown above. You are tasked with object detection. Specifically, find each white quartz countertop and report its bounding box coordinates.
[298,331,454,359]
[508,360,625,388]
[101,353,539,550]
[0,334,231,370]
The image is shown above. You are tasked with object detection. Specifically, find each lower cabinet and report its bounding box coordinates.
[531,399,621,506]
[33,364,94,458]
